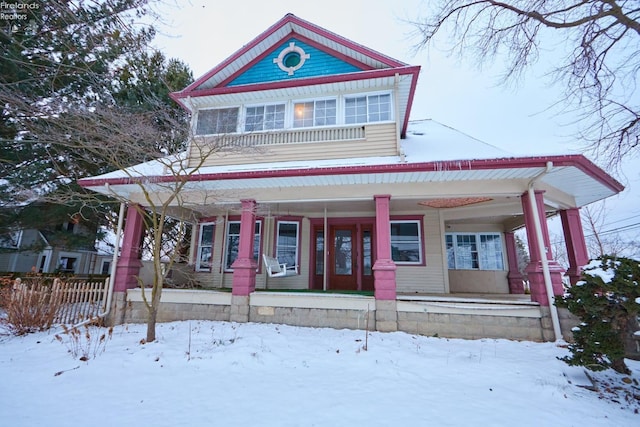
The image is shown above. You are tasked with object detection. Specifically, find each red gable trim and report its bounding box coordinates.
[171,14,407,102]
[178,66,420,98]
[78,155,624,194]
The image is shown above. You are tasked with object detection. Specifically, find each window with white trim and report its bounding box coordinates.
[196,108,238,135]
[390,220,423,264]
[245,104,286,131]
[276,221,299,270]
[446,233,505,270]
[293,99,336,127]
[196,223,215,271]
[224,221,261,271]
[345,94,391,124]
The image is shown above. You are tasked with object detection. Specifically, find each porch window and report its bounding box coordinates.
[245,104,285,131]
[196,108,238,135]
[196,222,215,271]
[345,94,391,124]
[390,220,422,264]
[276,221,299,270]
[293,99,336,127]
[446,233,504,270]
[224,220,261,271]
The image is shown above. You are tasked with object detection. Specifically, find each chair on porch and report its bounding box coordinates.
[262,254,298,278]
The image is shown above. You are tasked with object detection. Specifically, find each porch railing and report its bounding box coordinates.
[210,125,366,148]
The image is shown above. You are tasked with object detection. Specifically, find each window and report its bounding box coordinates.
[57,256,77,273]
[245,104,285,131]
[100,260,111,275]
[196,223,215,271]
[196,108,238,135]
[224,221,261,271]
[293,99,336,127]
[345,94,391,124]
[446,233,504,270]
[276,221,299,270]
[390,220,422,264]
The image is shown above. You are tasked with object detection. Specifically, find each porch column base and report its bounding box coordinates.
[373,259,397,300]
[231,259,257,296]
[375,300,398,332]
[507,272,526,294]
[230,295,250,323]
[114,260,143,291]
[526,261,565,306]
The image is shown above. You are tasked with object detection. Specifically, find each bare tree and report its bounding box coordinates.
[411,0,640,167]
[582,202,640,258]
[12,98,237,342]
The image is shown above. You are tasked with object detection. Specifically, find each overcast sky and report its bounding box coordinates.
[150,0,639,240]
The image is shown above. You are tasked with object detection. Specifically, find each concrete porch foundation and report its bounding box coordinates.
[120,289,566,342]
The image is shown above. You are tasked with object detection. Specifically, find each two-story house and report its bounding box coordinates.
[0,204,107,275]
[79,14,623,340]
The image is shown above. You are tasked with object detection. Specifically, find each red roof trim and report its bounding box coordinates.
[78,155,624,194]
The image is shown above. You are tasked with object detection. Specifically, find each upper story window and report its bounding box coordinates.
[245,104,286,131]
[345,94,391,124]
[446,233,505,271]
[293,99,336,128]
[195,92,392,135]
[196,108,238,135]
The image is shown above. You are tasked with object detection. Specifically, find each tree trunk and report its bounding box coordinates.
[146,305,158,343]
[623,315,640,361]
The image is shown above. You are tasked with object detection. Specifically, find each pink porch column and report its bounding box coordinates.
[560,208,590,285]
[231,199,257,296]
[114,205,145,292]
[521,190,565,305]
[373,195,397,300]
[504,232,525,294]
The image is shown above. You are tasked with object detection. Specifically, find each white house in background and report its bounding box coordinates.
[79,14,623,341]
[0,220,108,275]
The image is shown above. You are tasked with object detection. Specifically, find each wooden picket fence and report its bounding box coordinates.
[12,276,110,326]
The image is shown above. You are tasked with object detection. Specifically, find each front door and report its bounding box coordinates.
[329,225,357,290]
[312,222,375,291]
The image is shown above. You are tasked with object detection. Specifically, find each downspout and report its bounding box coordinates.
[527,161,562,341]
[69,201,125,329]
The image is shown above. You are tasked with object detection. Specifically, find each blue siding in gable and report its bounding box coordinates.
[227,38,362,86]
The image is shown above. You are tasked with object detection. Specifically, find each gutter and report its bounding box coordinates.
[527,161,563,341]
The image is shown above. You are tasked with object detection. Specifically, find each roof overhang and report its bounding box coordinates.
[78,155,624,210]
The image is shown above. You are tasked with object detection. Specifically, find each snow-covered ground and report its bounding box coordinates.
[1,321,638,426]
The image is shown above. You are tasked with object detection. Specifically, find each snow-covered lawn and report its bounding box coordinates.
[1,321,638,426]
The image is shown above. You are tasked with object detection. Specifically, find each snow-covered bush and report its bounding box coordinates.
[557,256,640,374]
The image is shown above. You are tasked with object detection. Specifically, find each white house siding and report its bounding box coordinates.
[396,210,446,294]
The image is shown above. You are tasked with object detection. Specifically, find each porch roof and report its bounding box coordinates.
[78,120,623,209]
